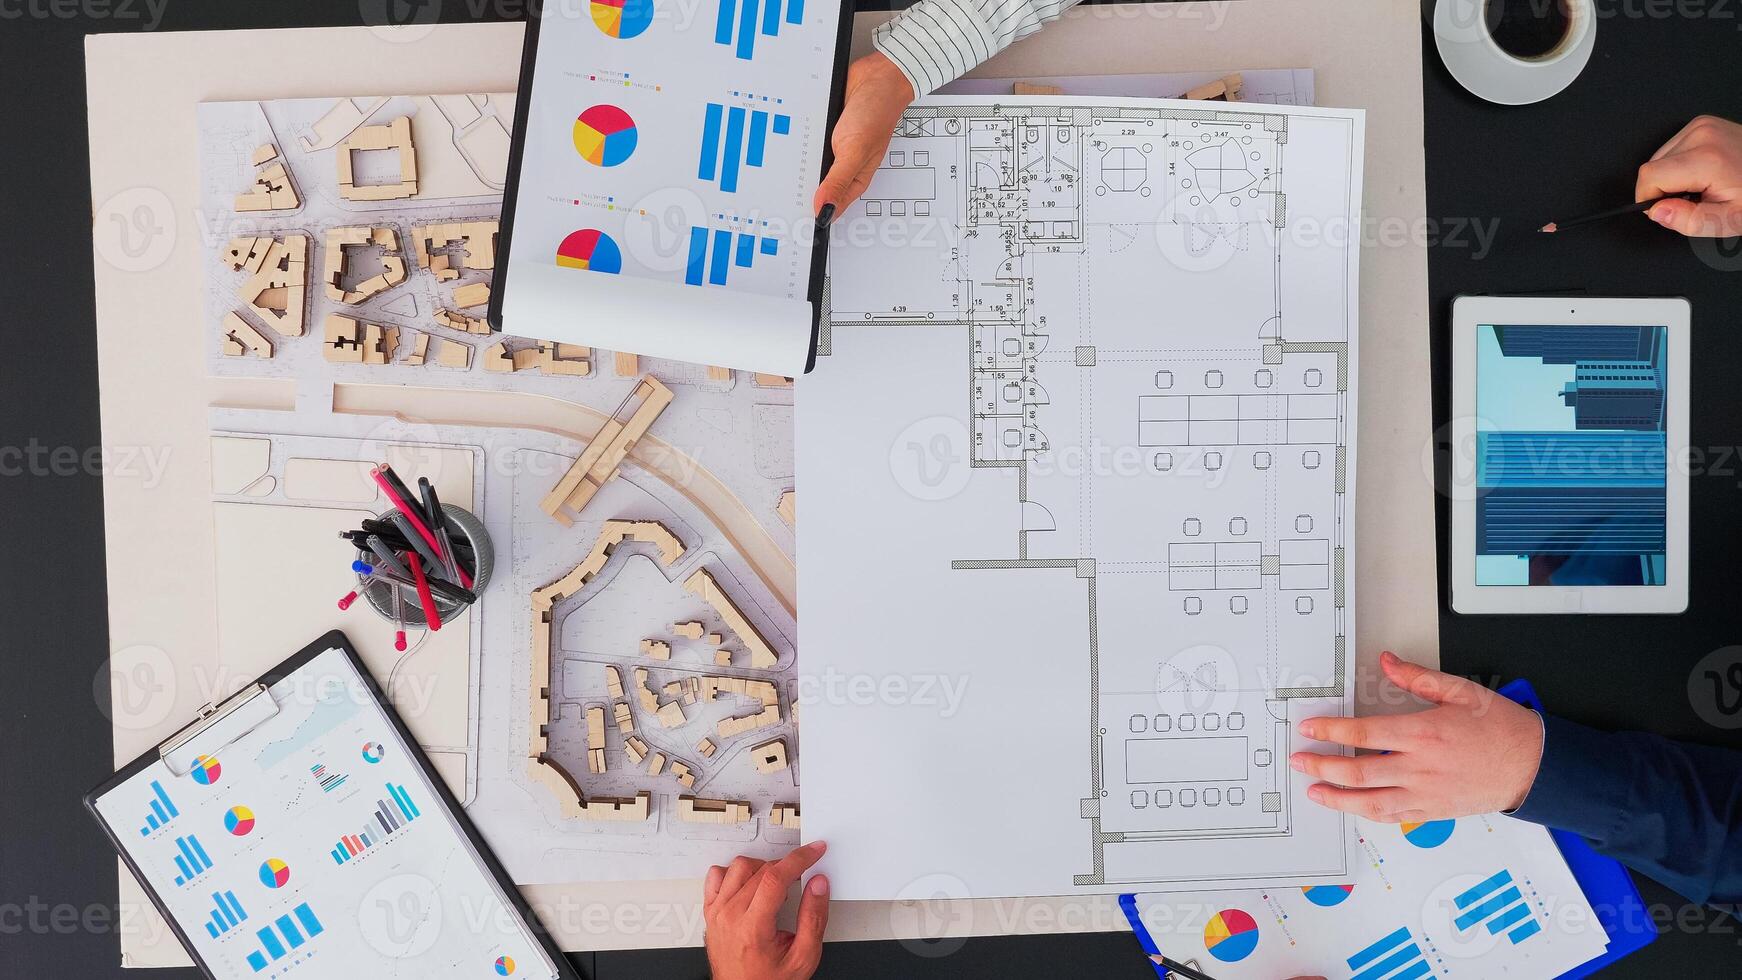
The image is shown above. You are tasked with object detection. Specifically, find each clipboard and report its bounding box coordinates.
[488,0,856,376]
[86,630,583,980]
[1116,679,1656,979]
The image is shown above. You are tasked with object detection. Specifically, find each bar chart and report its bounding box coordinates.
[1345,926,1434,980]
[203,890,248,939]
[684,226,780,287]
[138,779,180,836]
[170,833,214,887]
[329,782,423,865]
[713,0,805,60]
[310,762,347,794]
[244,902,324,972]
[1453,869,1541,946]
[698,103,792,193]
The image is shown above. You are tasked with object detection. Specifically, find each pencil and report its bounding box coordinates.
[1539,193,1697,233]
[1148,952,1221,980]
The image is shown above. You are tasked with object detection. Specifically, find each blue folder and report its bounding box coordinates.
[1118,677,1655,978]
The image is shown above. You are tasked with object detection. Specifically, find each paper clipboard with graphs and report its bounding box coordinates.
[86,631,577,980]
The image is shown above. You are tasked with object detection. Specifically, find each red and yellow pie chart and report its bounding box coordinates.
[259,858,291,889]
[556,229,623,274]
[573,105,638,168]
[1204,908,1259,962]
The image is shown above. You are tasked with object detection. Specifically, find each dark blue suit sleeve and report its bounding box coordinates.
[1511,712,1742,905]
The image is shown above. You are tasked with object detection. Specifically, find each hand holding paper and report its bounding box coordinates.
[704,842,831,980]
[812,52,916,219]
[1290,651,1545,821]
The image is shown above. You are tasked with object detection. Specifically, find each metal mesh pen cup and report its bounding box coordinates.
[359,505,493,628]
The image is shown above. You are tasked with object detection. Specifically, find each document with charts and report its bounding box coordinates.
[1127,814,1610,978]
[796,97,1365,898]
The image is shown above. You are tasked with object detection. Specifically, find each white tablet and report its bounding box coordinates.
[1450,296,1689,614]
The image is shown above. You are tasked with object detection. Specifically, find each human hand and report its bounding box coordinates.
[813,51,916,222]
[703,841,830,980]
[1289,651,1545,822]
[1637,115,1742,237]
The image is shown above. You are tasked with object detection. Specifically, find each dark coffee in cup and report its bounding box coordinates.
[1485,0,1574,60]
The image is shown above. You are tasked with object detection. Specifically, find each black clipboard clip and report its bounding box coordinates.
[156,683,280,777]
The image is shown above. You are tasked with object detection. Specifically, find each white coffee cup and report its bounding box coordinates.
[1433,0,1598,105]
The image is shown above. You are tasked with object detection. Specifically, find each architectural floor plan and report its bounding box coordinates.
[197,94,802,885]
[798,97,1364,898]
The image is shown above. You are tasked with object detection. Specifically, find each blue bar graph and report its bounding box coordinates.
[698,103,788,192]
[735,0,759,58]
[714,0,801,59]
[747,111,769,167]
[1346,926,1434,980]
[684,226,780,288]
[332,789,417,865]
[713,0,735,44]
[685,227,709,286]
[1454,869,1513,908]
[386,782,420,821]
[276,914,304,949]
[698,103,724,181]
[247,903,321,971]
[721,107,746,192]
[171,834,213,886]
[295,903,323,938]
[258,926,285,959]
[1486,902,1533,935]
[139,780,180,836]
[709,230,733,285]
[1453,868,1540,946]
[204,890,246,938]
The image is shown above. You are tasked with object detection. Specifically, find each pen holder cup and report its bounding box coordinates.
[358,505,494,629]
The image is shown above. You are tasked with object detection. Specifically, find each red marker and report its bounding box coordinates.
[407,549,443,632]
[369,466,472,589]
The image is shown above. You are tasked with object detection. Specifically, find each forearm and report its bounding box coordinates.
[872,0,1083,95]
[1512,713,1742,905]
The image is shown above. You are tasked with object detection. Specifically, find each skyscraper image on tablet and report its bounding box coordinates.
[1474,324,1667,587]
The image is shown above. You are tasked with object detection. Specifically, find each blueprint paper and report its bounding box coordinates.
[943,68,1315,105]
[1129,814,1611,978]
[796,96,1364,898]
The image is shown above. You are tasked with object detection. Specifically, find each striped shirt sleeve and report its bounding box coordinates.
[872,0,1083,95]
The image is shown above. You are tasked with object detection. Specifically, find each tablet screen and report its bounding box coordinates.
[1474,324,1667,587]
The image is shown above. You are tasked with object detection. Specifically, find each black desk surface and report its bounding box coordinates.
[3,2,1739,977]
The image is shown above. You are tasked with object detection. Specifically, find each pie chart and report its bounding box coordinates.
[556,229,623,274]
[495,956,516,976]
[1204,908,1259,963]
[361,741,385,764]
[191,755,222,786]
[590,0,654,39]
[1402,819,1456,849]
[1302,883,1354,907]
[574,104,638,167]
[224,806,256,837]
[259,858,291,889]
